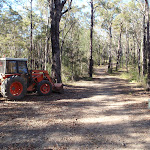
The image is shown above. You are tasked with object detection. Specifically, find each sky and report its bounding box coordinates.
[3,0,135,12]
[75,0,88,6]
[75,0,131,6]
[74,0,132,13]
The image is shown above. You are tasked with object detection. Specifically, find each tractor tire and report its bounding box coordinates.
[37,80,52,96]
[1,76,27,100]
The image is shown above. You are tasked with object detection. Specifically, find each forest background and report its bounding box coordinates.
[0,0,150,89]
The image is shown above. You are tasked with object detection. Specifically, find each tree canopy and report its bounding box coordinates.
[0,0,150,88]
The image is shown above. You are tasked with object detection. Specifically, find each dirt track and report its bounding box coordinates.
[0,66,150,150]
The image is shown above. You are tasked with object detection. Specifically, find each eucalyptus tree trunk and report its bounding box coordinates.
[132,35,136,64]
[50,0,72,83]
[108,23,112,73]
[30,0,33,69]
[143,5,147,76]
[116,24,122,71]
[89,0,94,78]
[145,0,150,90]
[98,44,101,66]
[134,33,141,75]
[125,27,129,73]
[45,11,50,71]
[138,46,141,76]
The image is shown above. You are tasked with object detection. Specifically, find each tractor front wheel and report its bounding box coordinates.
[37,80,52,96]
[1,76,27,100]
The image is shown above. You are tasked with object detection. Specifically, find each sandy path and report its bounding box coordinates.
[0,66,150,150]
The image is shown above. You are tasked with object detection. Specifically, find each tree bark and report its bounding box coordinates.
[143,4,147,76]
[138,47,141,76]
[132,35,136,64]
[51,10,61,82]
[50,0,72,83]
[145,0,150,90]
[125,27,129,73]
[116,23,122,71]
[30,0,33,69]
[108,23,112,73]
[98,44,101,66]
[89,0,94,78]
[45,11,50,71]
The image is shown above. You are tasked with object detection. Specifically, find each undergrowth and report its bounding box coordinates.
[112,66,147,88]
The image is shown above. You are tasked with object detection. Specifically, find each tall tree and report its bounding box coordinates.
[145,0,150,90]
[89,0,94,77]
[125,26,129,73]
[99,0,121,73]
[30,0,33,69]
[143,2,147,76]
[116,22,123,71]
[108,22,113,73]
[50,0,72,83]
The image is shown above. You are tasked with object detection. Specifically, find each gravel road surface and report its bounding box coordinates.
[0,66,150,150]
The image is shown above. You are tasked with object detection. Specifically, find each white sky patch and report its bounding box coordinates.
[73,0,90,13]
[74,0,89,7]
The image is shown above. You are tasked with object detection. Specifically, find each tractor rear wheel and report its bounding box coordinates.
[1,76,27,100]
[37,80,52,96]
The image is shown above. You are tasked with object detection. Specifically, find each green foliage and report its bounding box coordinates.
[120,67,141,82]
[0,7,25,57]
[60,22,89,81]
[0,0,148,87]
[117,65,147,88]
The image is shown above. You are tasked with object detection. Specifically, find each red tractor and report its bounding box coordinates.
[0,58,63,100]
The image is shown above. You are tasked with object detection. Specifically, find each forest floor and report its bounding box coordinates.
[0,66,150,150]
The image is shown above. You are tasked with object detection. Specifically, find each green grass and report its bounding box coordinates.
[120,69,138,82]
[116,66,147,88]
